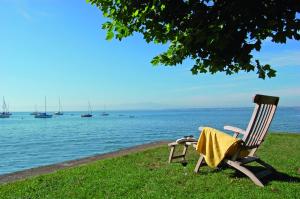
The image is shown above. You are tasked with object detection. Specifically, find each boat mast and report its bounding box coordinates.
[60,97,63,113]
[2,96,4,112]
[88,101,92,114]
[58,97,61,112]
[2,96,7,113]
[45,96,47,113]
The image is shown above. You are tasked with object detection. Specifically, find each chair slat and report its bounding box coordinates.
[248,104,267,146]
[256,105,277,145]
[244,95,279,149]
[245,104,264,146]
[252,104,272,147]
[243,104,260,143]
[254,104,272,146]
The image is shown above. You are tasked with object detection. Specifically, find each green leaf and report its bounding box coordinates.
[151,56,160,65]
[132,10,139,17]
[166,24,171,33]
[106,31,114,40]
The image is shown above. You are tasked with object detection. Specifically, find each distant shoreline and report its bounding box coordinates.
[5,106,300,113]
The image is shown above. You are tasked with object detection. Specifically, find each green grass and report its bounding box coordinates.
[0,133,299,198]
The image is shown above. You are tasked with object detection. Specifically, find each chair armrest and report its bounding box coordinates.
[224,125,246,138]
[224,125,246,134]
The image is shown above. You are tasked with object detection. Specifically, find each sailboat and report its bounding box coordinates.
[102,112,109,116]
[6,104,12,115]
[30,105,39,115]
[54,97,63,115]
[35,97,52,118]
[0,97,10,118]
[81,102,93,117]
[101,105,109,116]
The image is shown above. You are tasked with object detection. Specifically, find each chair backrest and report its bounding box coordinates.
[242,94,279,149]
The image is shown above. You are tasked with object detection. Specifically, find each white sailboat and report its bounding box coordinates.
[81,102,92,117]
[35,97,52,118]
[0,97,10,118]
[54,97,63,115]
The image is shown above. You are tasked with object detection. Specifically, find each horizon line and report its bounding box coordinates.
[7,105,299,113]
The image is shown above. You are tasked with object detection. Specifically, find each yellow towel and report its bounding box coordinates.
[196,127,243,168]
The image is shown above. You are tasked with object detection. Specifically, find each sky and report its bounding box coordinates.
[0,0,299,111]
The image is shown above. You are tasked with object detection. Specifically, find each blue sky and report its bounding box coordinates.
[0,0,299,111]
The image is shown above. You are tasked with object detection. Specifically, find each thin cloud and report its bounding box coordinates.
[176,87,300,107]
[267,87,300,96]
[257,51,300,67]
[183,92,252,107]
[19,8,32,21]
[171,83,237,93]
[6,0,52,22]
[36,10,52,17]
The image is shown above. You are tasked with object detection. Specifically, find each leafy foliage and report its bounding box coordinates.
[88,0,300,78]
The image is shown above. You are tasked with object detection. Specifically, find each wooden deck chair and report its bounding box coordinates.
[168,94,279,187]
[195,94,279,187]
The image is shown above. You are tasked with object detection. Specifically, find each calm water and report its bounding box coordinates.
[0,107,299,175]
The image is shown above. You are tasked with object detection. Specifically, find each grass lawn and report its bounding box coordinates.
[0,133,299,198]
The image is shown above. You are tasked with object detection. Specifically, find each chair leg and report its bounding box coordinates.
[256,159,276,172]
[182,144,188,161]
[194,155,204,173]
[168,146,175,163]
[226,160,264,187]
[168,144,190,163]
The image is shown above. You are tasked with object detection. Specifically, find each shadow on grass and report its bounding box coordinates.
[171,160,300,186]
[228,165,300,185]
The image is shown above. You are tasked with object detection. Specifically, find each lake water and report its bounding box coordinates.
[0,107,299,175]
